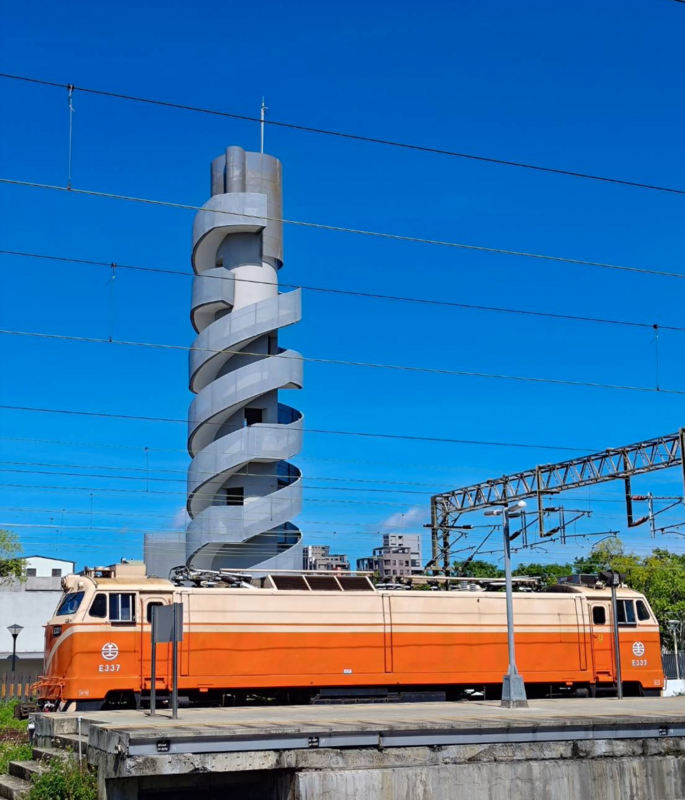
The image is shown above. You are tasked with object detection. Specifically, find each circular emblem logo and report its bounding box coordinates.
[632,641,645,657]
[101,642,119,661]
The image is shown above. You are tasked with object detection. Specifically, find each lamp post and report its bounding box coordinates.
[485,501,528,708]
[7,624,23,676]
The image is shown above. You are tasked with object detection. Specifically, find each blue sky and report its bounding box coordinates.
[0,0,683,572]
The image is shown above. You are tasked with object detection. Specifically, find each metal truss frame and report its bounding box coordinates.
[430,429,685,571]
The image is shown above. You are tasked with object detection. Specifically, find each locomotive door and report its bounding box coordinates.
[140,595,172,693]
[589,602,614,681]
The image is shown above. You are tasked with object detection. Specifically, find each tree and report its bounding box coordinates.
[573,539,685,648]
[513,561,574,587]
[0,528,25,582]
[455,559,504,579]
[573,537,625,574]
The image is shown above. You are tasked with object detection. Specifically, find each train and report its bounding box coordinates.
[35,561,663,711]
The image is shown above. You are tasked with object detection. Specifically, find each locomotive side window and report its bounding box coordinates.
[110,593,136,623]
[147,602,164,623]
[636,600,651,622]
[56,591,85,617]
[592,606,606,625]
[89,593,108,619]
[616,600,636,626]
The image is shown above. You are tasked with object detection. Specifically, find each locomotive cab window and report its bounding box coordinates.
[616,599,636,626]
[147,602,164,623]
[592,606,606,625]
[636,600,651,622]
[110,593,136,623]
[89,593,108,619]
[56,591,85,617]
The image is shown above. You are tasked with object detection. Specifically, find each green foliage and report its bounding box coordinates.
[0,700,32,778]
[0,740,33,773]
[0,701,29,732]
[568,539,685,646]
[513,561,574,587]
[453,537,685,646]
[0,529,25,582]
[455,559,504,579]
[573,537,626,574]
[26,755,98,800]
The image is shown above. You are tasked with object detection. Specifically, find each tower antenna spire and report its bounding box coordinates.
[260,97,267,154]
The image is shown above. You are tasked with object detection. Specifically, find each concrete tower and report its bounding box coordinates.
[145,147,303,577]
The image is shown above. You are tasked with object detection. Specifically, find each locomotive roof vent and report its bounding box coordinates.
[270,574,375,592]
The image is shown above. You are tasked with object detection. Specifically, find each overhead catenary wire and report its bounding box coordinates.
[10,503,632,527]
[2,249,683,333]
[4,460,682,502]
[3,327,684,396]
[0,404,600,452]
[1,521,432,540]
[0,476,668,512]
[0,458,474,491]
[2,178,685,281]
[1,72,684,197]
[0,504,467,530]
[0,462,447,497]
[0,475,473,507]
[0,435,523,475]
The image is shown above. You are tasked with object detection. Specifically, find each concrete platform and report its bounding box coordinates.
[32,698,685,799]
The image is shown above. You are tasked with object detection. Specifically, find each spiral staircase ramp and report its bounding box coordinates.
[144,147,303,578]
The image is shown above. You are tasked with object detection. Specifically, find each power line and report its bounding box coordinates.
[0,434,507,475]
[0,475,429,507]
[2,249,683,332]
[0,505,445,530]
[3,327,683,395]
[3,460,680,502]
[0,476,662,509]
[0,458,460,491]
[0,404,644,452]
[1,72,683,197]
[2,178,685,281]
[0,462,439,497]
[1,521,426,540]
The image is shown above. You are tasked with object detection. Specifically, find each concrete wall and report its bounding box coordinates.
[98,738,685,800]
[0,580,61,658]
[295,752,685,799]
[665,679,685,697]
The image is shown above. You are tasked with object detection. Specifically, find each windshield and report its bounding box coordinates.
[56,591,85,617]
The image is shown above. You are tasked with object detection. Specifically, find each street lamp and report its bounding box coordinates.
[7,624,23,675]
[485,501,528,708]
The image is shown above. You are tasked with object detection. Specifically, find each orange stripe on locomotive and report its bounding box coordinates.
[36,563,663,709]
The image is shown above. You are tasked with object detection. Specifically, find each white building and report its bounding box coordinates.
[383,534,422,574]
[0,555,75,678]
[302,545,349,572]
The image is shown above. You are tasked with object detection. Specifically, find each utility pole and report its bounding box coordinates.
[430,502,439,575]
[484,502,528,708]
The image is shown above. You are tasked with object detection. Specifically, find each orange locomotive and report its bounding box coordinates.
[36,562,663,711]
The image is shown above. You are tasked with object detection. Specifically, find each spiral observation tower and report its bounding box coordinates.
[145,147,303,577]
